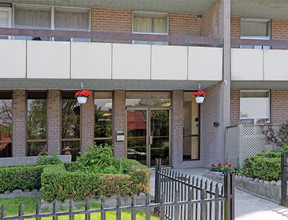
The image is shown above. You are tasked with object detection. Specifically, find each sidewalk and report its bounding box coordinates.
[150,168,288,220]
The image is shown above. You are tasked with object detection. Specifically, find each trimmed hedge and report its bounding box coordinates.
[42,158,151,202]
[243,154,282,181]
[0,164,44,192]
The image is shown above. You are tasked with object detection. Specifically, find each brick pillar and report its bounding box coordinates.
[47,90,61,154]
[112,90,125,158]
[12,90,26,156]
[171,90,183,168]
[81,92,94,151]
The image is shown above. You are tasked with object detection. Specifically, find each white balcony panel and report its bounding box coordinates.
[0,40,26,78]
[71,42,111,79]
[151,45,187,80]
[188,47,222,81]
[112,44,150,80]
[231,49,263,81]
[27,41,70,79]
[264,50,288,80]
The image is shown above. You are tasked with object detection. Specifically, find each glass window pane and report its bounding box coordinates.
[0,10,9,27]
[62,140,80,161]
[94,139,112,146]
[94,92,112,139]
[133,12,167,34]
[240,91,270,124]
[0,92,12,157]
[183,92,199,160]
[27,92,47,141]
[126,92,171,107]
[62,92,80,139]
[241,20,270,37]
[27,142,47,156]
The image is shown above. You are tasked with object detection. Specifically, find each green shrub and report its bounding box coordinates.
[243,156,282,181]
[36,153,62,165]
[256,152,281,158]
[41,163,151,202]
[0,165,44,192]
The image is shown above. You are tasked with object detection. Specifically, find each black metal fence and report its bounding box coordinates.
[155,159,235,220]
[281,152,287,206]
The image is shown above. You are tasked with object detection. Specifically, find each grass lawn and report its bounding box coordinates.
[0,197,159,220]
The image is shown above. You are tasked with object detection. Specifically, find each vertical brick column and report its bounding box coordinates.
[47,90,61,154]
[81,92,94,151]
[171,90,184,168]
[112,90,125,158]
[12,90,26,157]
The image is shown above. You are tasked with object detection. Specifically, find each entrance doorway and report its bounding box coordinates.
[126,108,170,167]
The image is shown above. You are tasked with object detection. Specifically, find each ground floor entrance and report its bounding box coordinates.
[126,108,170,167]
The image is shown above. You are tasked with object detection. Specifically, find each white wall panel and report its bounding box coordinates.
[231,49,263,80]
[0,40,26,78]
[112,44,150,80]
[151,45,187,80]
[264,50,288,80]
[71,42,111,79]
[188,47,222,81]
[27,41,70,79]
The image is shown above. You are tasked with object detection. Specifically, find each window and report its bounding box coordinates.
[0,7,11,39]
[133,12,168,45]
[241,19,270,49]
[183,92,200,160]
[0,92,12,157]
[94,92,113,145]
[62,92,80,161]
[27,92,47,156]
[14,5,51,40]
[240,91,270,124]
[13,4,89,41]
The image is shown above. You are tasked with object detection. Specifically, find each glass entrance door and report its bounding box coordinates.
[126,108,170,167]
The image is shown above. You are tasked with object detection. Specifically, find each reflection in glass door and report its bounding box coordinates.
[127,110,147,166]
[150,110,170,166]
[127,108,170,167]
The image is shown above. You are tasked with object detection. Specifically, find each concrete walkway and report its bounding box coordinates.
[150,168,288,220]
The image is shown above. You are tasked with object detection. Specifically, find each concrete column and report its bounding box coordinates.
[12,90,26,156]
[47,90,61,154]
[171,90,183,168]
[112,90,125,158]
[81,92,94,151]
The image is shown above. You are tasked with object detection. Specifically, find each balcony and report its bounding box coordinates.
[0,28,223,82]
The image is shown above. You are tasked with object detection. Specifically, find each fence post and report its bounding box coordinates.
[281,153,287,206]
[154,158,161,203]
[224,172,235,220]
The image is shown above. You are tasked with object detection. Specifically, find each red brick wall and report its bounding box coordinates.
[169,13,202,36]
[230,90,240,126]
[202,0,222,37]
[12,90,26,157]
[271,20,288,41]
[270,90,288,124]
[112,90,125,158]
[81,92,94,151]
[47,90,61,154]
[231,17,241,39]
[91,8,132,33]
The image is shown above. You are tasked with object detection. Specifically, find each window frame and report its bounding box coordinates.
[240,90,270,125]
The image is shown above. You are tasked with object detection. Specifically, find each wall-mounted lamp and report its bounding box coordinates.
[213,122,220,127]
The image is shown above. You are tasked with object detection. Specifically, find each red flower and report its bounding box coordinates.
[218,163,222,167]
[211,164,215,166]
[75,90,92,98]
[228,164,232,167]
[191,90,206,98]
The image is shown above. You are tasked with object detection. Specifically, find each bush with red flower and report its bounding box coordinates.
[210,163,235,172]
[192,90,206,98]
[75,90,92,98]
